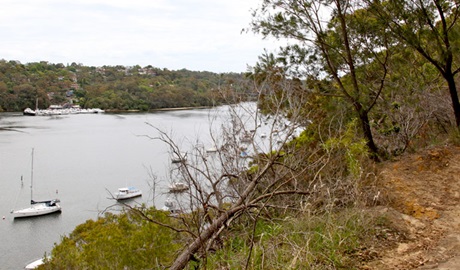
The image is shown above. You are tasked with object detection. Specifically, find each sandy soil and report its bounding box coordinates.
[363,145,460,269]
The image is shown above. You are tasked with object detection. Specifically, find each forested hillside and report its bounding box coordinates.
[0,60,252,112]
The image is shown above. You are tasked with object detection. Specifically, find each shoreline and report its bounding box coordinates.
[105,106,213,113]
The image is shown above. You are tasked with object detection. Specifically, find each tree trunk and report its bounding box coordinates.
[445,73,460,127]
[169,206,243,270]
[358,107,380,161]
[352,101,380,160]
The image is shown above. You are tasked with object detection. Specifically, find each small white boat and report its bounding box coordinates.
[11,149,61,219]
[24,257,46,269]
[205,146,218,153]
[162,197,181,214]
[171,152,187,163]
[169,182,189,193]
[23,108,36,116]
[163,198,175,209]
[115,187,142,200]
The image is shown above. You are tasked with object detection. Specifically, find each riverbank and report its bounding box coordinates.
[98,106,213,114]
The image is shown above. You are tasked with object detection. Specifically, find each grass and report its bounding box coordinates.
[206,208,381,269]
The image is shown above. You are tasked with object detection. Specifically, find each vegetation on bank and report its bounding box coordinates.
[44,209,182,269]
[33,0,460,269]
[0,60,252,112]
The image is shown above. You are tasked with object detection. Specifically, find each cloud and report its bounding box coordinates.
[0,0,280,72]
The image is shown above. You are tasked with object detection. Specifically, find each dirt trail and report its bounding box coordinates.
[365,145,460,269]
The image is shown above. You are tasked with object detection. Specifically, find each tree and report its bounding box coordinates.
[132,70,369,268]
[368,0,460,127]
[249,0,392,160]
[137,82,307,269]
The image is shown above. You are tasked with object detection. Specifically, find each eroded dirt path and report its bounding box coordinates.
[365,146,460,269]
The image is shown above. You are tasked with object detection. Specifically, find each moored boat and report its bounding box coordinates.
[24,257,48,269]
[171,152,187,163]
[23,106,105,116]
[205,146,218,153]
[23,108,36,116]
[12,199,61,218]
[115,187,142,200]
[168,182,189,193]
[11,149,62,219]
[162,197,181,214]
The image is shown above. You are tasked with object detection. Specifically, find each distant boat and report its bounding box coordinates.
[24,257,48,269]
[23,105,105,116]
[162,197,181,214]
[168,182,189,193]
[23,108,36,116]
[115,187,142,200]
[205,146,218,153]
[171,152,187,163]
[23,98,38,116]
[11,149,61,218]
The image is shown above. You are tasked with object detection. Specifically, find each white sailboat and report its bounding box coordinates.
[11,149,61,218]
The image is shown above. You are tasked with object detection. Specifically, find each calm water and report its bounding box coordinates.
[0,106,240,269]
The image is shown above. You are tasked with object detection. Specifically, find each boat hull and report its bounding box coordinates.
[115,187,142,200]
[169,182,189,193]
[171,152,187,163]
[116,192,142,200]
[25,258,45,269]
[23,108,36,116]
[12,203,61,218]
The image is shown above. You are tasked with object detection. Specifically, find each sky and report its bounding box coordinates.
[0,0,282,73]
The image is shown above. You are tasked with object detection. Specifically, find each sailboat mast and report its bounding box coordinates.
[30,148,34,203]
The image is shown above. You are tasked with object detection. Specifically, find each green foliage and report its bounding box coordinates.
[287,129,315,149]
[322,119,369,178]
[0,60,252,112]
[44,208,181,269]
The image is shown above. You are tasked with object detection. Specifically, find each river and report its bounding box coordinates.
[0,105,249,269]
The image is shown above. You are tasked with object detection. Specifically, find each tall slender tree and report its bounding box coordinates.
[250,0,392,160]
[368,0,460,127]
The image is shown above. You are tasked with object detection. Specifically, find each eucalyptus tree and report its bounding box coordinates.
[249,0,395,160]
[367,0,460,127]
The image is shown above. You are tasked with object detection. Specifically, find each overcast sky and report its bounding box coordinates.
[0,0,282,73]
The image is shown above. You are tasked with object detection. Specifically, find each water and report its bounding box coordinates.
[0,107,235,269]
